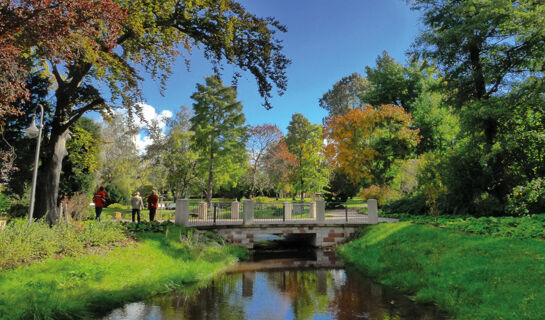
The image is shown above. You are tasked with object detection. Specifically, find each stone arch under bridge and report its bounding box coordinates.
[207,224,361,248]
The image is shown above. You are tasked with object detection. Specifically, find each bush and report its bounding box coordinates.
[60,193,91,220]
[506,178,545,216]
[360,185,400,206]
[252,196,275,203]
[382,193,428,215]
[0,193,9,217]
[0,219,126,270]
[105,183,129,206]
[108,203,128,210]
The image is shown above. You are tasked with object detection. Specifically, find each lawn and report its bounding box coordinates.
[339,222,545,319]
[0,224,246,320]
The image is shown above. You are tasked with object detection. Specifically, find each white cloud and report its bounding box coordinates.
[134,133,153,153]
[133,102,173,130]
[132,102,173,153]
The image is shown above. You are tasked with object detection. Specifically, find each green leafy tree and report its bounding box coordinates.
[163,107,200,200]
[285,113,330,200]
[363,51,424,112]
[319,73,370,117]
[59,118,102,197]
[190,76,248,204]
[410,0,545,213]
[16,0,290,220]
[97,114,141,195]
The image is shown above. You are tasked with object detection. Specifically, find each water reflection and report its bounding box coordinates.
[102,251,443,320]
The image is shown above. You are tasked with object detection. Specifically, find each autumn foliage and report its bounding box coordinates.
[0,0,126,118]
[324,105,420,186]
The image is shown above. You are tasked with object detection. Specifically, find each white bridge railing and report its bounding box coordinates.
[174,199,378,227]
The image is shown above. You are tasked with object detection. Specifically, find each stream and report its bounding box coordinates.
[101,247,444,320]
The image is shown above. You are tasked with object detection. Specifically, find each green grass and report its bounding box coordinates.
[90,206,176,221]
[339,222,545,319]
[0,225,246,320]
[383,213,545,240]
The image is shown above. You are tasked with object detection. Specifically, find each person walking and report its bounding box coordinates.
[131,192,144,223]
[147,190,159,222]
[93,186,107,220]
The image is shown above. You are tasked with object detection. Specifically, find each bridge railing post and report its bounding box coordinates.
[243,199,254,225]
[175,199,189,226]
[198,202,207,220]
[367,199,378,224]
[309,201,316,219]
[316,199,325,223]
[231,201,239,220]
[283,202,292,221]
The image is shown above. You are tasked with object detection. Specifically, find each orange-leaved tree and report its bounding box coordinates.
[324,105,420,198]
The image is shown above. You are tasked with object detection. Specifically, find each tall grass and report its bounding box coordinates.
[339,223,545,319]
[0,219,126,270]
[0,225,245,319]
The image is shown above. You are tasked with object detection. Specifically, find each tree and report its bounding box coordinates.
[247,124,283,198]
[319,73,370,117]
[190,76,248,204]
[59,117,102,197]
[15,0,290,220]
[324,105,420,187]
[363,51,424,113]
[285,113,330,200]
[162,107,199,199]
[97,114,141,195]
[263,138,296,198]
[410,0,545,212]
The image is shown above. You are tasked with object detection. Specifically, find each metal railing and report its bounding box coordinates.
[178,199,377,226]
[325,202,367,223]
[186,201,243,226]
[254,202,284,222]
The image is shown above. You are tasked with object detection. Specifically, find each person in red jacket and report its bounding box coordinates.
[93,186,107,220]
[147,190,159,222]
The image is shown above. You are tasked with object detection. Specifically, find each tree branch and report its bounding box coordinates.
[50,62,65,86]
[63,98,105,131]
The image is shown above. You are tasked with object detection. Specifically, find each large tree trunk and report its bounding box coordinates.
[34,129,69,223]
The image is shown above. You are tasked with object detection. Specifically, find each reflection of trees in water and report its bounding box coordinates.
[145,274,246,320]
[266,270,330,320]
[108,268,443,320]
[330,270,441,320]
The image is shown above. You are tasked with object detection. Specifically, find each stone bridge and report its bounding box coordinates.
[200,224,361,248]
[173,199,391,248]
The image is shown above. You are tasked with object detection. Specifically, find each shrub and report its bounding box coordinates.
[381,193,428,215]
[105,183,129,206]
[0,219,127,270]
[252,196,275,203]
[506,178,545,216]
[60,193,91,221]
[108,203,128,210]
[0,193,9,216]
[360,185,400,206]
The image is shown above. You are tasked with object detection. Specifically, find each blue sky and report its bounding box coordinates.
[133,0,422,148]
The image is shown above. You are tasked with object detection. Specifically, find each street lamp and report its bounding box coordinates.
[24,104,44,223]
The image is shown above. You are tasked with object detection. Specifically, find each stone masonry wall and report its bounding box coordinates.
[215,225,359,248]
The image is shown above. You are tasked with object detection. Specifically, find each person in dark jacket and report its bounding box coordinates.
[147,190,159,221]
[93,186,107,220]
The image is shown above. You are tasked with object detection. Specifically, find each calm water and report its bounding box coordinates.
[101,249,444,320]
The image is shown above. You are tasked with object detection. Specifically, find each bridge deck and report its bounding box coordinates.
[186,216,398,227]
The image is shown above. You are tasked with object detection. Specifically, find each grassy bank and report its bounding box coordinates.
[0,225,246,320]
[339,222,545,319]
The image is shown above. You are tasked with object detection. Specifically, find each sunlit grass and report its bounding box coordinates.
[339,223,545,319]
[0,225,245,320]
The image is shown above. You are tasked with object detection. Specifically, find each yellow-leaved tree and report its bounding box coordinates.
[324,105,420,204]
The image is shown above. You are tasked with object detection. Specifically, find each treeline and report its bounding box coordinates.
[0,75,332,214]
[322,1,545,216]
